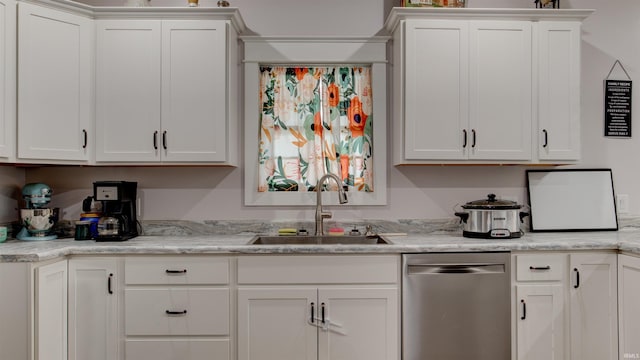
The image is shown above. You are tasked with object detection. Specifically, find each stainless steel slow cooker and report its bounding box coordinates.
[454,194,529,239]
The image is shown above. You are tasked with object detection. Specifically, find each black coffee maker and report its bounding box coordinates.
[93,181,138,241]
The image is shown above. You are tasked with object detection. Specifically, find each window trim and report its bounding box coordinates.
[243,36,388,206]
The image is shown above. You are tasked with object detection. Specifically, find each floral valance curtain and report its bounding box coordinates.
[258,66,374,193]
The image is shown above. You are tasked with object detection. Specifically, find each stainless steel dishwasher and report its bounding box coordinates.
[402,252,511,360]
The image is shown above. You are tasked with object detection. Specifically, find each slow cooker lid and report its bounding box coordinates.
[462,193,521,209]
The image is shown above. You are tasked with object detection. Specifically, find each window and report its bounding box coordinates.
[243,37,388,206]
[258,65,374,193]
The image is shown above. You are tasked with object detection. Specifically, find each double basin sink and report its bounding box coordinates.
[249,235,391,245]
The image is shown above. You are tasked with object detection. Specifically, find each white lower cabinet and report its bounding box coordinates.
[569,253,618,360]
[618,254,640,359]
[513,252,617,360]
[35,260,69,360]
[125,339,230,360]
[237,255,400,360]
[68,257,121,360]
[123,256,231,360]
[516,284,565,360]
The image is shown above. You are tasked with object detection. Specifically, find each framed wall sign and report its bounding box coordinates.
[604,60,632,138]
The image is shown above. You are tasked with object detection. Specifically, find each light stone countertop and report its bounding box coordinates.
[1,230,640,262]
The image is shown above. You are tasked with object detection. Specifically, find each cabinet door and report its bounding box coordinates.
[469,21,532,160]
[96,20,161,162]
[0,0,15,160]
[318,287,398,360]
[403,19,469,160]
[569,253,617,360]
[161,20,228,162]
[619,254,640,359]
[68,258,120,360]
[237,287,317,360]
[537,21,581,161]
[35,260,68,360]
[17,3,92,161]
[516,284,564,360]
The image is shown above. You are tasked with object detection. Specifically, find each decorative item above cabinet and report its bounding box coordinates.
[385,8,593,165]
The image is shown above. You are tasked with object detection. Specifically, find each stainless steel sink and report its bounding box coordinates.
[248,235,391,245]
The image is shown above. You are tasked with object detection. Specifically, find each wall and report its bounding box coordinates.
[25,0,640,223]
[0,166,24,223]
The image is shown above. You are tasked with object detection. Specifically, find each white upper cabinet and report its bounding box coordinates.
[0,0,15,162]
[537,21,581,161]
[95,19,161,163]
[95,14,241,165]
[401,19,531,161]
[402,19,469,160]
[387,8,591,164]
[469,20,532,161]
[17,2,93,162]
[161,20,229,162]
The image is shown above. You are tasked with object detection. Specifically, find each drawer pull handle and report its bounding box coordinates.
[321,302,326,324]
[574,268,580,288]
[462,129,467,148]
[165,310,188,315]
[165,269,187,274]
[310,302,315,323]
[529,266,551,271]
[162,130,168,150]
[520,299,526,320]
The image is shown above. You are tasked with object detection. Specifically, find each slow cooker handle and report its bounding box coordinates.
[455,212,469,224]
[519,211,530,223]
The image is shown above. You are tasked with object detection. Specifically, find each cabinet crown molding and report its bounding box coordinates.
[384,7,594,32]
[17,0,246,32]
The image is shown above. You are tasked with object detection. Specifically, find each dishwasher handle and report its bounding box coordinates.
[407,263,505,275]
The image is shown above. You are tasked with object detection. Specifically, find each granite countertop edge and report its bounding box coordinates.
[1,230,639,262]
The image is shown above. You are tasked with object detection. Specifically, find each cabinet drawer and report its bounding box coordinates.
[125,288,229,335]
[516,254,566,281]
[125,256,228,285]
[125,339,229,360]
[238,255,399,284]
